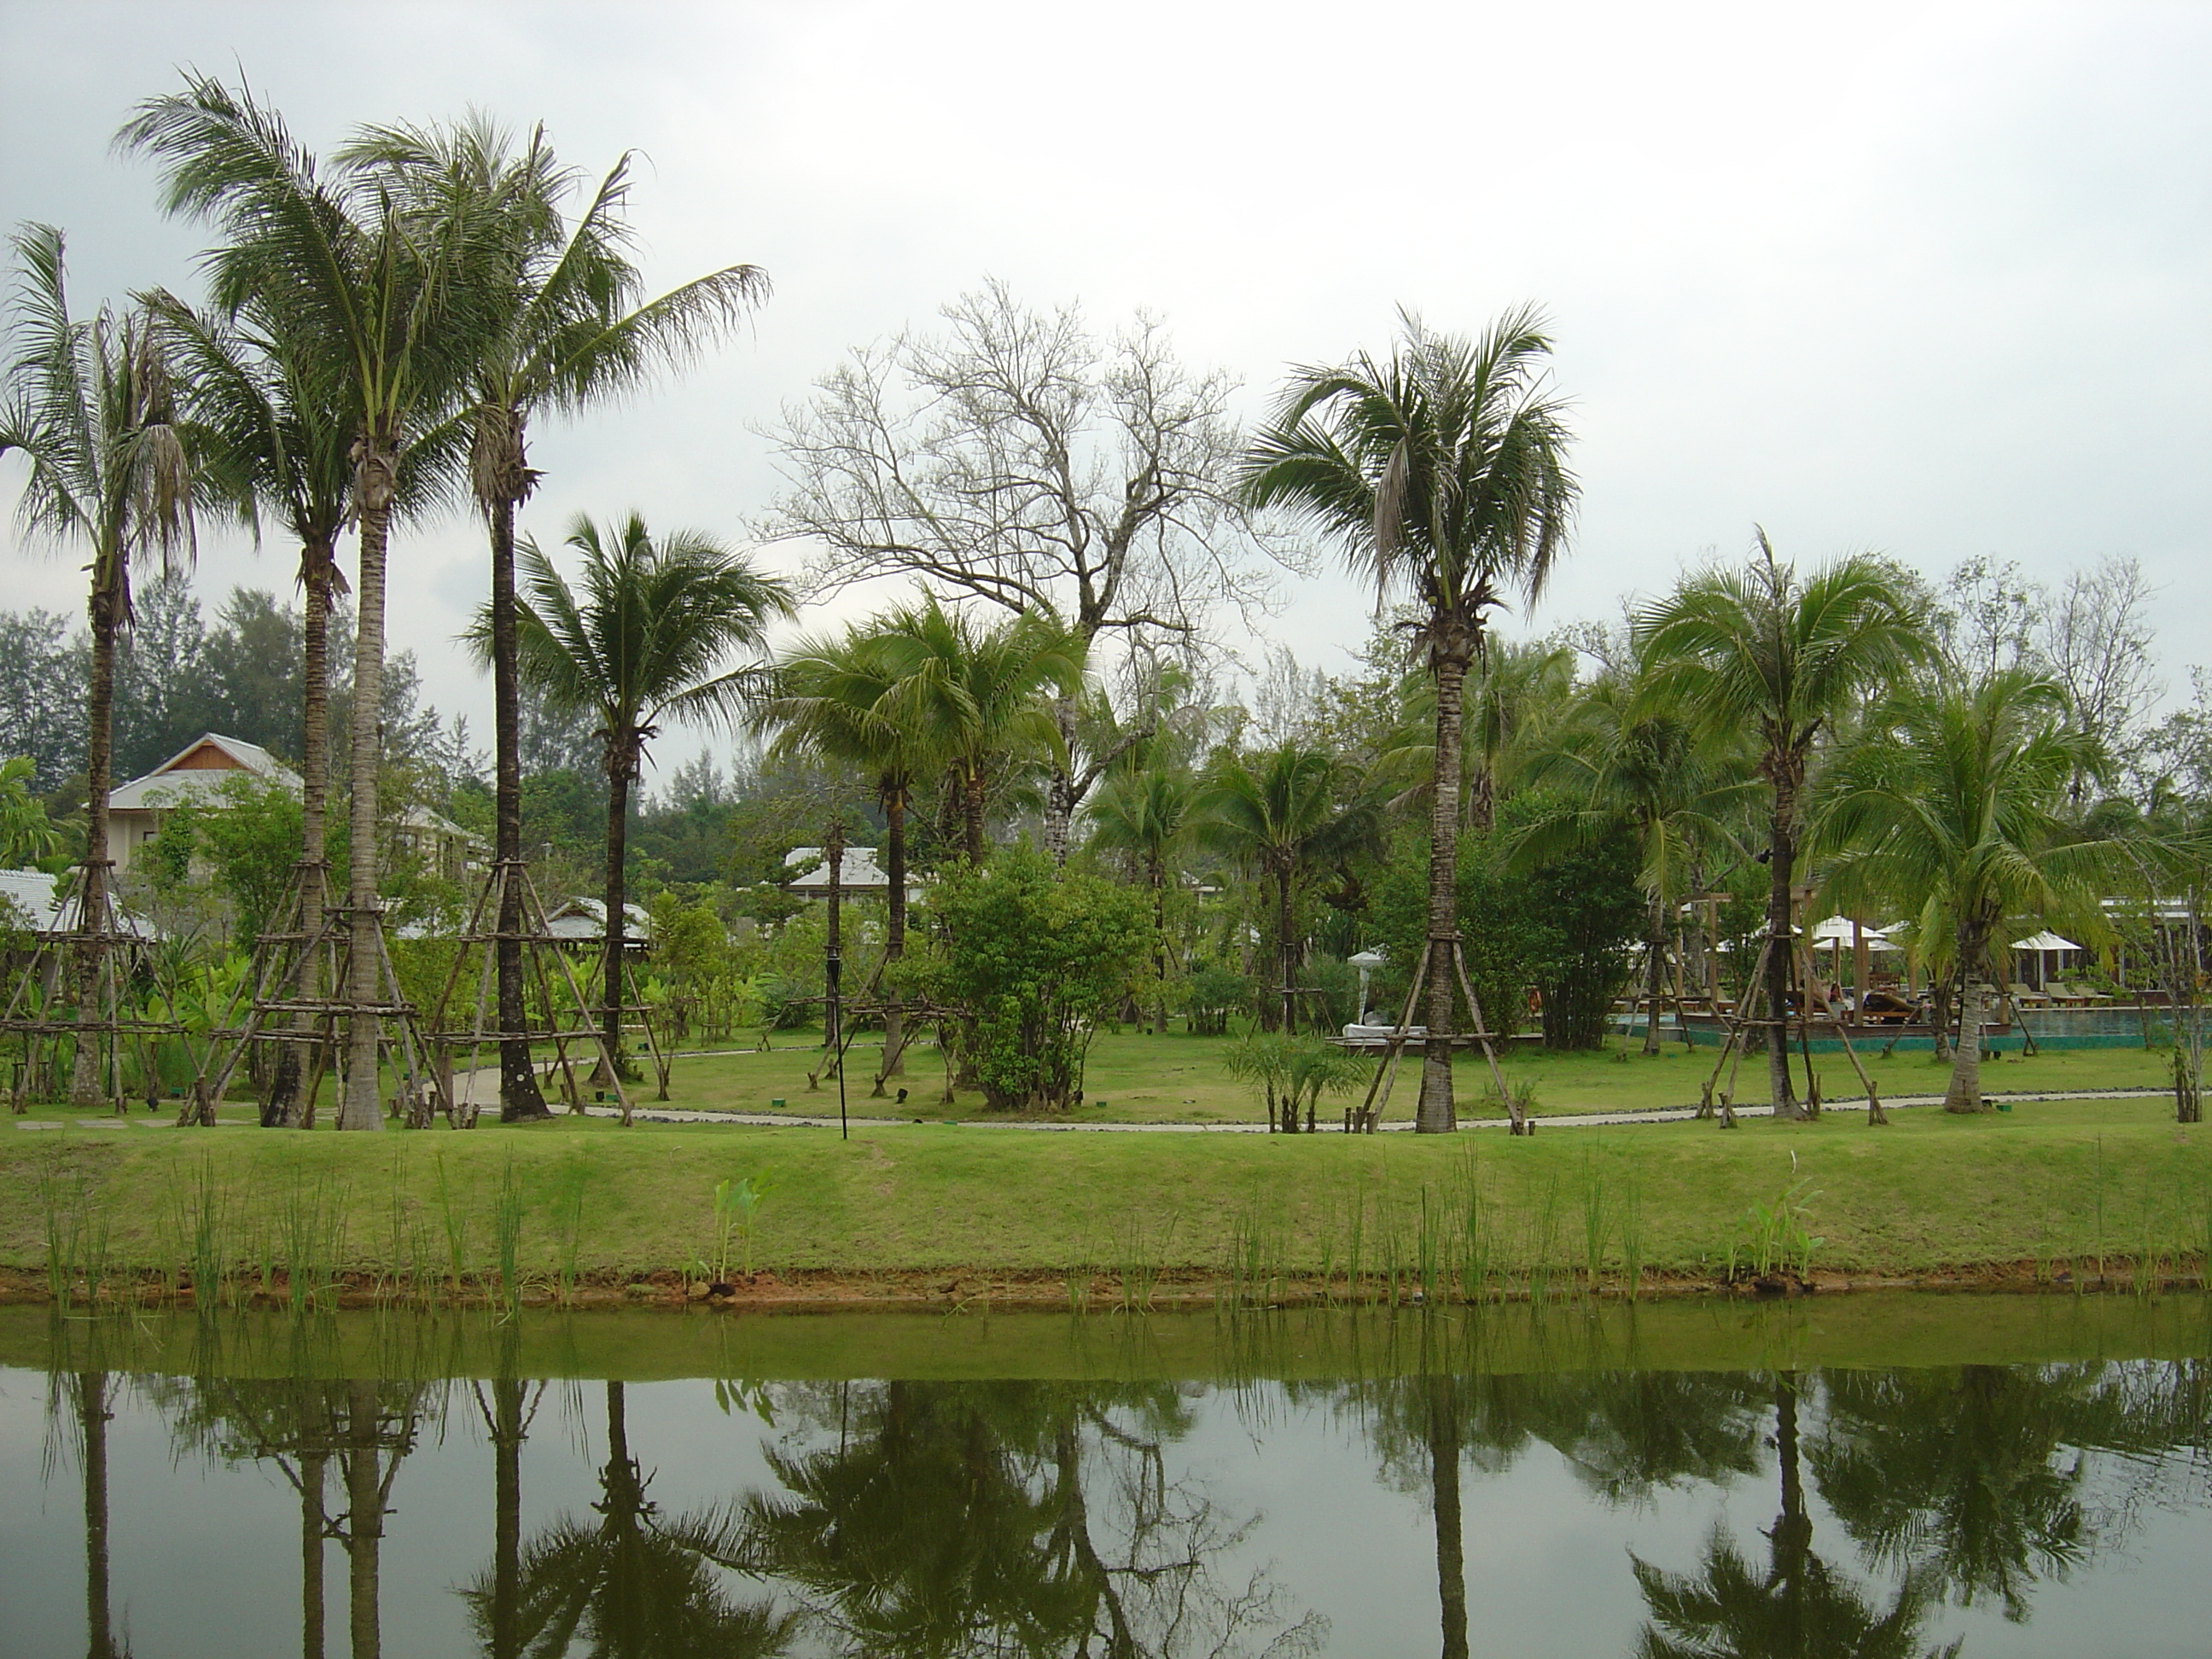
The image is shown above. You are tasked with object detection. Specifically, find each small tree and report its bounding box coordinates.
[912,846,1153,1111]
[1225,1033,1366,1133]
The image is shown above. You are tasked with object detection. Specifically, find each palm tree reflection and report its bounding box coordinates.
[474,1380,795,1658]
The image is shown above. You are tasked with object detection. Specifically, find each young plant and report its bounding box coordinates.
[697,1172,777,1284]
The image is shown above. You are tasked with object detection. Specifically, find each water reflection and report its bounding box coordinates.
[15,1313,2212,1657]
[153,1372,431,1659]
[480,1379,795,1658]
[735,1380,1324,1656]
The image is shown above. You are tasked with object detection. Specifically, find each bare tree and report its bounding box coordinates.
[2043,553,2161,797]
[763,280,1284,856]
[1933,555,2043,684]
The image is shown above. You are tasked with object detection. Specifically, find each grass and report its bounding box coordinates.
[47,1027,2173,1129]
[472,1027,2179,1126]
[6,1092,2210,1300]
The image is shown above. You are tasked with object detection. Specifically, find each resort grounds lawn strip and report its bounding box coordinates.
[451,1027,2180,1125]
[6,1097,2210,1302]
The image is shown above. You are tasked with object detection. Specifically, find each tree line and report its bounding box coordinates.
[3,70,2207,1131]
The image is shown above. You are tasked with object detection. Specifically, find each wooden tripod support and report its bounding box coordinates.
[1347,933,1520,1134]
[1697,925,1886,1126]
[423,859,639,1126]
[186,858,440,1127]
[0,862,183,1115]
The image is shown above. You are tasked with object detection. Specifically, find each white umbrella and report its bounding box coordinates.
[2011,930,2081,952]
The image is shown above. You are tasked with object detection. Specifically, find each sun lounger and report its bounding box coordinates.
[2044,984,2090,1005]
[2008,981,2052,1007]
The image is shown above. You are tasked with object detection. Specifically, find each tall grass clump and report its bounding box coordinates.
[492,1158,526,1313]
[277,1164,350,1314]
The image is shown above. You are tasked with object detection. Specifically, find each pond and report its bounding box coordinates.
[4,1295,2209,1657]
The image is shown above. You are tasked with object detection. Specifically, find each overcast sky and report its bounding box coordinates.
[3,1,2207,777]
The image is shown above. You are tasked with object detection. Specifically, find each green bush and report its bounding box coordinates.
[912,845,1155,1110]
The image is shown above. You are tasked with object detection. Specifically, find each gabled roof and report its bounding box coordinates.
[543,896,654,940]
[0,868,156,937]
[784,846,894,891]
[110,732,302,812]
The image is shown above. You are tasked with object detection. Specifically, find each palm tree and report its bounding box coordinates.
[498,513,791,1082]
[866,596,1086,864]
[125,74,489,1129]
[1378,638,1577,833]
[1243,308,1576,1131]
[1634,534,1927,1120]
[1517,670,1758,1055]
[754,620,944,1091]
[343,117,767,1124]
[148,293,359,1126]
[1816,668,2110,1111]
[486,1382,796,1658]
[1197,745,1379,1033]
[1632,1376,1964,1659]
[1,224,201,1107]
[1086,765,1198,1033]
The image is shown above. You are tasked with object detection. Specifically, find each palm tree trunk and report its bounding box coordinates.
[871,784,905,1092]
[1150,857,1169,1037]
[962,766,987,864]
[600,744,634,1084]
[1417,643,1471,1134]
[1644,899,1668,1057]
[490,1379,523,1659]
[270,540,334,1128]
[339,444,395,1132]
[1945,936,1988,1112]
[1278,863,1298,1036]
[1772,1373,1812,1639]
[1428,1377,1469,1659]
[1765,780,1802,1120]
[77,1371,117,1659]
[300,1448,327,1659]
[344,1380,383,1659]
[71,556,122,1109]
[488,490,550,1121]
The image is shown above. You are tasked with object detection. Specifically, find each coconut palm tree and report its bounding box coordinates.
[498,513,791,1082]
[754,620,944,1091]
[124,74,490,1130]
[1377,638,1578,833]
[1086,765,1198,1033]
[147,294,360,1126]
[1,224,202,1107]
[1634,534,1927,1120]
[343,116,767,1124]
[1815,667,2111,1112]
[489,1381,796,1659]
[1243,308,1576,1131]
[1197,745,1381,1033]
[1516,671,1759,1055]
[1632,1377,1964,1659]
[865,596,1086,864]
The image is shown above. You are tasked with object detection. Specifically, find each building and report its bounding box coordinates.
[542,896,655,952]
[783,845,917,901]
[105,732,482,883]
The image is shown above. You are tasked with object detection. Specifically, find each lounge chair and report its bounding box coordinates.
[2044,984,2090,1006]
[2008,981,2052,1008]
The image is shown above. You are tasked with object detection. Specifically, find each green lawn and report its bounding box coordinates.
[8,1092,2209,1291]
[603,1027,2174,1125]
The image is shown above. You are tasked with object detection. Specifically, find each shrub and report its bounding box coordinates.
[914,845,1155,1110]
